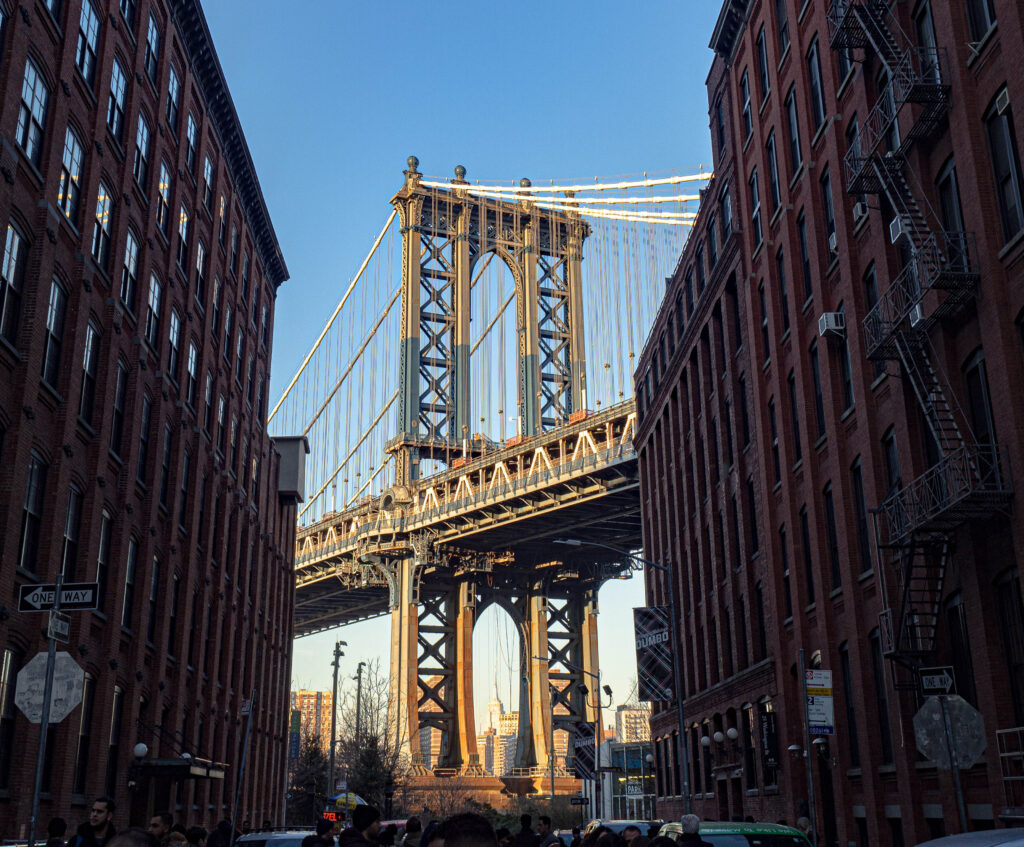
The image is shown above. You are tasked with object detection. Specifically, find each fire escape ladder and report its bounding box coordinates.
[891,541,949,663]
[851,1,906,72]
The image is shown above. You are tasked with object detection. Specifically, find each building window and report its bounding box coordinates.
[204,372,214,432]
[779,525,793,618]
[1,223,27,345]
[985,90,1024,243]
[944,591,978,706]
[203,155,214,209]
[965,0,996,41]
[119,0,136,29]
[110,361,128,456]
[159,423,172,506]
[107,58,127,139]
[695,242,705,291]
[195,241,208,305]
[800,504,816,604]
[756,26,771,101]
[121,230,139,312]
[60,483,83,581]
[19,451,48,573]
[121,538,137,629]
[824,482,841,589]
[775,0,790,55]
[187,342,198,407]
[721,183,732,239]
[246,354,255,406]
[994,570,1024,724]
[821,166,837,260]
[79,322,101,425]
[809,341,825,438]
[133,113,150,188]
[0,650,20,790]
[41,279,67,389]
[750,167,762,247]
[145,274,161,349]
[261,304,270,348]
[768,397,781,484]
[882,427,902,496]
[807,37,826,133]
[75,0,100,86]
[166,66,180,130]
[714,96,726,158]
[137,396,151,484]
[16,58,49,166]
[746,475,760,555]
[105,686,124,797]
[707,214,718,268]
[168,310,181,381]
[784,86,802,175]
[839,642,861,768]
[739,374,751,447]
[57,126,85,222]
[230,224,239,273]
[964,349,998,472]
[754,582,767,660]
[851,458,872,573]
[179,451,191,529]
[92,181,113,267]
[740,69,752,139]
[870,628,894,763]
[144,13,160,83]
[217,395,226,453]
[156,161,171,234]
[787,369,801,463]
[230,414,239,470]
[185,113,198,173]
[146,556,160,643]
[218,194,227,244]
[96,509,112,613]
[776,248,790,333]
[758,281,770,363]
[224,305,233,358]
[71,674,95,794]
[766,130,781,213]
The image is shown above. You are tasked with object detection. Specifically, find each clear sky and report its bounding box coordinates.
[200,0,719,729]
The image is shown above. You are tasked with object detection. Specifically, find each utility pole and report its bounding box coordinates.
[355,662,366,745]
[328,641,346,798]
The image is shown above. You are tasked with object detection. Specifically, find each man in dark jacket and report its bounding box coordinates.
[71,798,118,847]
[338,806,382,847]
[301,820,336,847]
[511,816,538,847]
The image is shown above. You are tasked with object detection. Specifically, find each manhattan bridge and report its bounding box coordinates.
[270,158,707,790]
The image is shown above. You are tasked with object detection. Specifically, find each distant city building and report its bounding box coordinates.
[290,690,334,750]
[615,703,651,743]
[477,728,496,774]
[487,681,504,731]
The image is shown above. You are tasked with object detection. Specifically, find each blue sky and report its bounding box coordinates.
[201,0,720,728]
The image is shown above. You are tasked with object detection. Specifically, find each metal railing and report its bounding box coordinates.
[877,443,1011,543]
[998,726,1024,812]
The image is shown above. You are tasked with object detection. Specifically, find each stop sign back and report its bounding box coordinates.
[913,694,986,769]
[14,651,85,724]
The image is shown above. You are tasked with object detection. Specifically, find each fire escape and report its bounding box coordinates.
[827,0,1013,669]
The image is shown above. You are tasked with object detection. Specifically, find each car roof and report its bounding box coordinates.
[660,822,811,839]
[238,833,311,840]
[914,833,1024,847]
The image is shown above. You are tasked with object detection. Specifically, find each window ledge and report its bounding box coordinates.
[801,294,814,314]
[752,240,764,260]
[829,586,844,599]
[773,481,782,493]
[846,768,863,778]
[769,205,784,228]
[840,405,856,422]
[837,68,857,100]
[858,568,875,583]
[870,370,888,391]
[791,458,803,472]
[878,764,897,775]
[997,227,1024,261]
[759,93,772,117]
[814,433,828,450]
[783,616,794,627]
[777,43,791,73]
[811,122,828,149]
[805,602,817,613]
[966,23,999,68]
[743,133,754,155]
[825,255,840,277]
[788,164,805,191]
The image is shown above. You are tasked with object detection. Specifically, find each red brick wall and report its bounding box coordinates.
[0,0,294,833]
[637,0,1024,839]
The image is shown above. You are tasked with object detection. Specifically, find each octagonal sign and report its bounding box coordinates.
[913,694,986,770]
[14,651,85,724]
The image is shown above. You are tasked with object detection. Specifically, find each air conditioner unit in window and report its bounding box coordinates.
[818,311,846,340]
[853,201,868,220]
[909,303,925,326]
[997,88,1011,115]
[889,214,910,244]
[828,231,838,253]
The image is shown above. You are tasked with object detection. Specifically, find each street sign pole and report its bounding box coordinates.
[230,688,257,847]
[939,694,968,833]
[798,649,819,847]
[26,571,63,847]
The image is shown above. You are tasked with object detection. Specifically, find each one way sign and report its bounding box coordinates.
[18,583,99,612]
[920,666,956,696]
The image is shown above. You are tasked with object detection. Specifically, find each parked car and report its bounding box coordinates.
[657,821,812,847]
[237,830,316,847]
[914,834,1024,847]
[583,821,664,838]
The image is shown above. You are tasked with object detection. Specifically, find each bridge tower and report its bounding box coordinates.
[385,160,601,776]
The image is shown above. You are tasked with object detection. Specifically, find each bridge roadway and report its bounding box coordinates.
[293,399,641,636]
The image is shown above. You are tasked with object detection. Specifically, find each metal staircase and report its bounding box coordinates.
[827,0,1013,666]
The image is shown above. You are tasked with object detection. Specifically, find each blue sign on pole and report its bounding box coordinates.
[289,732,300,759]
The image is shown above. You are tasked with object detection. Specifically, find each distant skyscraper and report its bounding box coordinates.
[477,728,496,774]
[487,678,505,731]
[290,690,334,751]
[615,703,651,743]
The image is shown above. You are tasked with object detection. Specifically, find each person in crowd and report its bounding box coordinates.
[186,827,207,847]
[302,819,337,847]
[649,837,676,847]
[206,821,234,847]
[380,824,399,847]
[496,829,512,847]
[537,818,559,847]
[147,813,172,847]
[676,817,710,847]
[403,817,423,847]
[511,815,538,847]
[72,798,118,847]
[47,817,68,847]
[436,813,497,847]
[106,830,158,847]
[568,827,581,847]
[421,822,442,847]
[621,828,641,845]
[339,806,382,847]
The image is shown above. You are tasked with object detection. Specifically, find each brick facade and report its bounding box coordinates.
[0,0,295,833]
[636,0,1024,840]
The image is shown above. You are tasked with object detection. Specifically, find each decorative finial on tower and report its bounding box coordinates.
[454,164,467,181]
[519,177,532,188]
[406,155,419,173]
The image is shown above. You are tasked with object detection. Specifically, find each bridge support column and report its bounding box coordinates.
[521,205,542,437]
[389,558,423,770]
[581,591,600,724]
[455,581,482,773]
[567,216,588,413]
[453,180,472,443]
[526,588,553,769]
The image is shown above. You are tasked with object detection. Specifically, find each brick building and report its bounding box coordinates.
[636,0,1024,838]
[0,0,299,832]
[290,691,333,752]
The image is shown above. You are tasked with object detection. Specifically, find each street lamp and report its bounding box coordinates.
[553,537,692,814]
[579,682,613,818]
[329,641,347,797]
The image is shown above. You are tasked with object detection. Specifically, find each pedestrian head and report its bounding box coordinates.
[48,817,68,838]
[406,818,422,836]
[495,828,511,847]
[795,819,811,836]
[316,819,335,838]
[622,827,641,843]
[680,816,700,836]
[108,828,159,847]
[538,818,551,836]
[519,816,531,831]
[437,814,497,847]
[91,798,116,830]
[353,806,382,840]
[149,812,173,841]
[186,827,208,847]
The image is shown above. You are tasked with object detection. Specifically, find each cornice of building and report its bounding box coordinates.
[170,0,290,288]
[709,0,753,63]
